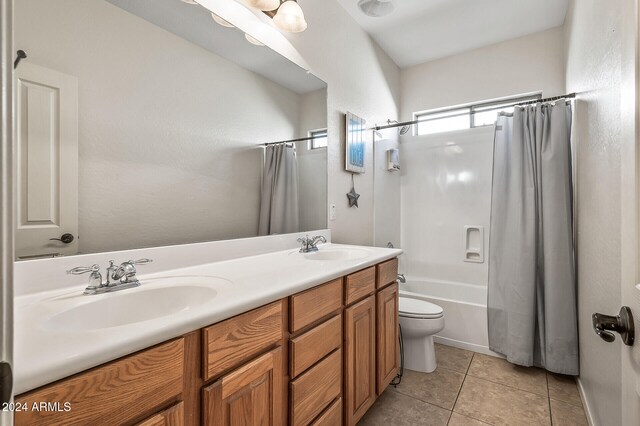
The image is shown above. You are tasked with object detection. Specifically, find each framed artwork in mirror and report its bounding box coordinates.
[345,112,366,173]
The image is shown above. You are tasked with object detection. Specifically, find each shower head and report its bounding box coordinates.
[387,119,411,136]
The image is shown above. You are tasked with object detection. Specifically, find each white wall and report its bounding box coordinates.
[286,0,402,245]
[15,0,303,253]
[400,27,566,121]
[564,1,637,424]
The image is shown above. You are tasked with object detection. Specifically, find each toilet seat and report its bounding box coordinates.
[399,297,443,319]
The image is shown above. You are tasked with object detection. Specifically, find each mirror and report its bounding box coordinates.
[14,0,327,260]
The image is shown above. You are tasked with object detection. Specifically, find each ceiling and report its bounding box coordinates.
[336,0,569,68]
[106,0,326,94]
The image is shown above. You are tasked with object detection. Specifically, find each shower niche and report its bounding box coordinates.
[464,226,485,263]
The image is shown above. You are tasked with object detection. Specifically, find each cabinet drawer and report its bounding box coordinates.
[345,267,375,305]
[290,314,342,378]
[290,278,342,333]
[376,258,398,289]
[15,338,184,426]
[202,300,283,381]
[137,402,184,426]
[310,398,342,426]
[290,349,342,426]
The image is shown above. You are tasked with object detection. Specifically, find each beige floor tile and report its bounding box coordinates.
[550,398,588,426]
[392,367,465,410]
[466,353,548,396]
[435,344,474,374]
[547,373,582,407]
[454,376,551,426]
[358,389,451,426]
[447,412,490,425]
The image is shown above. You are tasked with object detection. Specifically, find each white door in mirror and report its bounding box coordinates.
[14,63,78,260]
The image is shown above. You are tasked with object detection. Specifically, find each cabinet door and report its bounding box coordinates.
[344,295,376,426]
[376,283,399,395]
[202,347,283,426]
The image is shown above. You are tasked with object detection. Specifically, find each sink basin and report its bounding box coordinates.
[45,276,229,331]
[303,248,372,261]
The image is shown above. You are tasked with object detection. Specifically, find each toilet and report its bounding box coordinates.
[399,296,445,373]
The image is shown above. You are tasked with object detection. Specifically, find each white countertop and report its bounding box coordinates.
[14,243,401,394]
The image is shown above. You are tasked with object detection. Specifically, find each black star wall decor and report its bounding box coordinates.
[347,174,360,208]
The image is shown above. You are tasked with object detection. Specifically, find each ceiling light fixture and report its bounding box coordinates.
[357,0,395,17]
[211,12,235,28]
[248,0,281,11]
[273,0,307,33]
[245,33,265,46]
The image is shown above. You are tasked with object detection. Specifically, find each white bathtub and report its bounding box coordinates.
[400,278,499,356]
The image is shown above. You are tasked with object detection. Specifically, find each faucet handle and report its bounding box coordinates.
[67,264,100,275]
[311,235,327,245]
[114,258,153,282]
[129,258,152,265]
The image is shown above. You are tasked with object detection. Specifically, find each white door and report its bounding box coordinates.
[620,6,640,423]
[14,63,78,259]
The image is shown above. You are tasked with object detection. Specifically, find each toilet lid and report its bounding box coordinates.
[399,297,443,319]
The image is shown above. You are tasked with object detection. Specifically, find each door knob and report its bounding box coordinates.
[50,233,74,244]
[592,306,635,346]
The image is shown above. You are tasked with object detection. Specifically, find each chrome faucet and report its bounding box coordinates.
[297,235,327,253]
[397,274,406,283]
[68,258,153,295]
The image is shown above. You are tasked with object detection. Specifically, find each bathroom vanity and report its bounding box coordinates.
[13,243,399,426]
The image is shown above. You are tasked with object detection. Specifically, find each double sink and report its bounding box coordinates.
[44,246,372,332]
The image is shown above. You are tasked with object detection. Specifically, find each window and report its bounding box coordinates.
[414,93,542,136]
[308,128,328,149]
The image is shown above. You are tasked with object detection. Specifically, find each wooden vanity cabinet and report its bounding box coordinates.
[343,259,399,425]
[15,258,400,426]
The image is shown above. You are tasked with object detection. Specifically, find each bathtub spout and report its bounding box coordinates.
[397,274,406,283]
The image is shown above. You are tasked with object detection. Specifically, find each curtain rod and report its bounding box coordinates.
[262,135,325,146]
[372,93,577,131]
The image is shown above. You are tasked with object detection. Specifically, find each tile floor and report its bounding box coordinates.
[359,344,588,426]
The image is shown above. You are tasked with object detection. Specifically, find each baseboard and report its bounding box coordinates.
[576,377,596,426]
[434,335,504,358]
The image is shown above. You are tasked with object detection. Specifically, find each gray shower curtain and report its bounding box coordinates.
[258,144,299,235]
[488,103,579,375]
